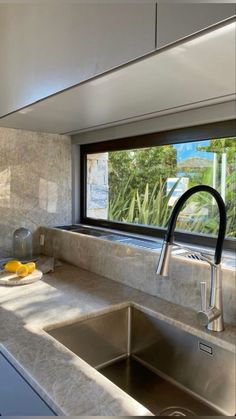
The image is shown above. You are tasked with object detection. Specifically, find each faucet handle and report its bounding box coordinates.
[200,281,207,312]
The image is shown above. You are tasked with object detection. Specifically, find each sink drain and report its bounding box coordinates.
[158,407,195,416]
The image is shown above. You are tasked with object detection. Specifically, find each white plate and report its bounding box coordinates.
[0,269,43,286]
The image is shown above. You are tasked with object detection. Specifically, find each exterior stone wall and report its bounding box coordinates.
[87,153,108,219]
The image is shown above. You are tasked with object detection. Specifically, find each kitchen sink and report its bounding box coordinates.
[46,306,235,416]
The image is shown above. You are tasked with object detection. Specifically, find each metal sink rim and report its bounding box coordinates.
[45,304,235,416]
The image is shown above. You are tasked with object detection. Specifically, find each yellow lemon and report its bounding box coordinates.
[25,262,36,274]
[16,265,29,278]
[5,260,22,273]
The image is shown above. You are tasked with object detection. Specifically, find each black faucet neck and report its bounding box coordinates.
[165,185,226,265]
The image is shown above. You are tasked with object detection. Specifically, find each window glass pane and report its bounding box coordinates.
[86,138,236,238]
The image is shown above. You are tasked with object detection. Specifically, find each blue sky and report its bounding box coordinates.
[174,140,213,162]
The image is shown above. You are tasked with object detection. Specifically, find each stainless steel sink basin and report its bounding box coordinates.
[46,306,235,416]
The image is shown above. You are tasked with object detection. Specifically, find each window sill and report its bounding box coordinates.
[56,224,235,271]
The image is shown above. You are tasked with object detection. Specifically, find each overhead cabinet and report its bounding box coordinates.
[1,3,235,119]
[1,19,235,135]
[0,3,155,117]
[156,3,236,48]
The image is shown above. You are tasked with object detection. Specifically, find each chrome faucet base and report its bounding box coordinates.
[198,307,224,332]
[208,265,224,332]
[207,316,224,332]
[197,263,224,332]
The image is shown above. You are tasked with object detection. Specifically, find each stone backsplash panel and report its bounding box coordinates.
[0,127,72,257]
[40,227,236,326]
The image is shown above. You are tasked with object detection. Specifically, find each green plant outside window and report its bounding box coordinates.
[86,138,236,239]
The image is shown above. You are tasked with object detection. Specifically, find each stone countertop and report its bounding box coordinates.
[0,263,235,416]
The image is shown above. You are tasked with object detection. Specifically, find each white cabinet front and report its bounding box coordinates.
[156,3,236,48]
[0,3,155,117]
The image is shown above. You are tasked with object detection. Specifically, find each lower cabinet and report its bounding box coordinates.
[0,351,56,416]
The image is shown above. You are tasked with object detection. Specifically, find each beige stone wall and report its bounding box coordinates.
[0,127,72,257]
[87,153,108,219]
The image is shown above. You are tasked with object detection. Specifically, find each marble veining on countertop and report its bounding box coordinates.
[0,262,235,416]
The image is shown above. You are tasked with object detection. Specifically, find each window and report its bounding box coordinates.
[80,121,236,249]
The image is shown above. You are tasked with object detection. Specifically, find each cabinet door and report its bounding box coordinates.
[0,3,155,117]
[0,352,55,415]
[156,3,236,48]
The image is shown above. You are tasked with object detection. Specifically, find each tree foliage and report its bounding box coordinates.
[107,139,236,238]
[108,146,177,201]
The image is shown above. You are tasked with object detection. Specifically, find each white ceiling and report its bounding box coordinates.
[0,20,235,135]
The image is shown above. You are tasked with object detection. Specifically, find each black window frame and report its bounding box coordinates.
[80,120,236,251]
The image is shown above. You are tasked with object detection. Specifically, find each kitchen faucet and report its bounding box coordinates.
[156,185,226,332]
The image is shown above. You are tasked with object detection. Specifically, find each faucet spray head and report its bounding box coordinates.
[156,241,172,276]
